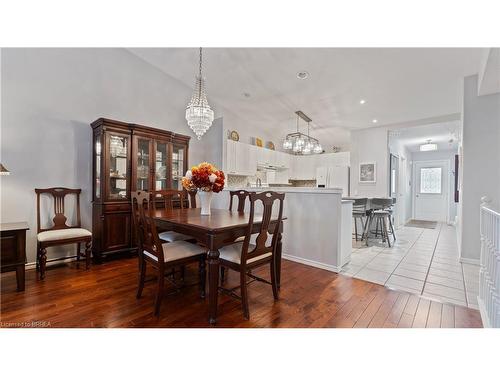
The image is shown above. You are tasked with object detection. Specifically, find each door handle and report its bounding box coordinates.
[416,194,419,197]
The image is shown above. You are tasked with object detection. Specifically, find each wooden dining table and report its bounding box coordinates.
[153,207,285,324]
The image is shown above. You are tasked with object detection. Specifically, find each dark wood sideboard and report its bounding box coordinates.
[0,222,29,291]
[90,118,190,262]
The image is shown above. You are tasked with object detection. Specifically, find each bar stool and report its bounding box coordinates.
[385,198,397,242]
[352,198,368,241]
[365,198,394,247]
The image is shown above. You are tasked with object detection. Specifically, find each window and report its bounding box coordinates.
[420,167,442,194]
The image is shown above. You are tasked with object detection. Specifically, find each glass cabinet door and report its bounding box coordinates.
[154,141,169,191]
[94,134,102,199]
[171,144,186,190]
[135,138,151,191]
[107,133,129,200]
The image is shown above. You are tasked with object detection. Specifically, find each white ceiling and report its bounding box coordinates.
[389,121,460,153]
[128,48,485,147]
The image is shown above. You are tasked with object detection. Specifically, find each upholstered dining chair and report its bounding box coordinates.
[218,190,285,319]
[229,190,252,213]
[151,189,194,243]
[35,187,92,280]
[221,190,253,284]
[132,191,206,316]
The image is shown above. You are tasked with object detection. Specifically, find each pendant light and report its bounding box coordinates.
[185,47,214,140]
[282,111,323,155]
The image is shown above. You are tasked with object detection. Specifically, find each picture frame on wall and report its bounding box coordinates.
[359,162,376,183]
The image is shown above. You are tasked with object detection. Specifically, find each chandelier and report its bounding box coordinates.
[283,111,323,155]
[185,47,214,140]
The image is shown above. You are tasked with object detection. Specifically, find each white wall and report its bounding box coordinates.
[0,48,213,263]
[350,126,389,197]
[410,149,458,223]
[459,74,500,261]
[388,138,412,226]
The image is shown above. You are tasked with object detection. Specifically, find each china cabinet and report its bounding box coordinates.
[91,118,190,261]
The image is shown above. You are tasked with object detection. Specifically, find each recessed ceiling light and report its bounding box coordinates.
[297,71,309,80]
[360,99,366,104]
[372,119,378,123]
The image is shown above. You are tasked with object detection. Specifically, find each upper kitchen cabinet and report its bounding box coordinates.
[275,151,291,169]
[226,139,257,176]
[316,151,350,167]
[255,147,290,169]
[290,155,317,180]
[256,146,276,168]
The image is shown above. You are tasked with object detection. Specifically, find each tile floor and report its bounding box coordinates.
[340,222,480,309]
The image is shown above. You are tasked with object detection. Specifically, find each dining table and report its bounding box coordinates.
[153,207,285,324]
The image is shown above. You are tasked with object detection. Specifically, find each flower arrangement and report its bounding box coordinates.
[182,162,225,193]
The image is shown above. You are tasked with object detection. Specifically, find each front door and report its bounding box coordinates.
[413,160,449,222]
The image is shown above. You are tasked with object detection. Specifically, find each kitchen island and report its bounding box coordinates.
[211,187,352,272]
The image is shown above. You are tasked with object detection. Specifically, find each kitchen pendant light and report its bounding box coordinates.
[185,47,214,140]
[282,111,323,155]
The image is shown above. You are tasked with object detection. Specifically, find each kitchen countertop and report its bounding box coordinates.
[224,187,343,194]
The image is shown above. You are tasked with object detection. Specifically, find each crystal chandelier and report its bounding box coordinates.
[283,111,323,155]
[185,47,214,140]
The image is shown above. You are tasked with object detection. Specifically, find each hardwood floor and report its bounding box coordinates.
[0,258,482,328]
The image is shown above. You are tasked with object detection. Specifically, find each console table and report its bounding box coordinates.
[0,222,29,291]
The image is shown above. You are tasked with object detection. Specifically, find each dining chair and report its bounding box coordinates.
[35,187,92,280]
[151,189,194,243]
[132,191,206,316]
[229,190,252,212]
[218,190,285,319]
[352,198,368,241]
[221,190,253,283]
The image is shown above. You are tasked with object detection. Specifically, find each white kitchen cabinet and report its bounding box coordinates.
[256,147,276,167]
[290,155,316,180]
[289,152,350,180]
[226,140,257,176]
[275,151,290,169]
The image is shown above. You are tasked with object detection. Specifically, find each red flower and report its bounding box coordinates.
[186,162,225,192]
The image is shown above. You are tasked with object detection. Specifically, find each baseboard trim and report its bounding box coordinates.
[282,253,341,273]
[25,255,78,270]
[477,297,491,328]
[459,257,480,265]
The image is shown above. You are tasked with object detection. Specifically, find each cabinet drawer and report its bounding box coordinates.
[103,203,131,213]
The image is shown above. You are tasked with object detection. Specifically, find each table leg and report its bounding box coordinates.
[207,234,220,324]
[16,265,25,292]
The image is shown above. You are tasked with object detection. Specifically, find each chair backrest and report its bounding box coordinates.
[131,190,163,263]
[229,190,252,212]
[371,198,393,210]
[35,187,82,233]
[353,198,368,212]
[188,190,197,208]
[240,191,285,266]
[151,189,189,210]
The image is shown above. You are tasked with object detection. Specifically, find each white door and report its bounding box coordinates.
[413,160,449,222]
